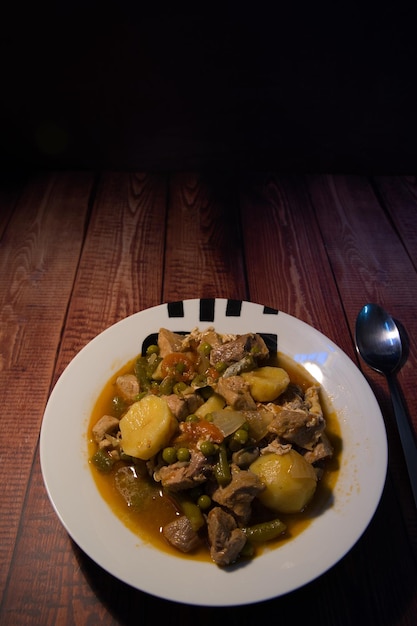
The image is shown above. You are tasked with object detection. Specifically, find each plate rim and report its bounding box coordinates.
[40,298,388,606]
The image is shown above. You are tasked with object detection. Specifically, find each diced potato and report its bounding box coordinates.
[241,366,290,402]
[195,392,226,419]
[119,395,178,460]
[250,451,317,513]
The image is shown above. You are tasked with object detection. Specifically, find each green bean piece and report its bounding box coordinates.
[91,449,115,473]
[243,518,287,542]
[112,395,126,417]
[199,440,216,457]
[115,466,159,510]
[176,447,191,462]
[162,446,177,464]
[146,355,161,378]
[159,376,174,396]
[239,540,255,558]
[191,373,208,389]
[135,357,151,390]
[214,443,232,486]
[181,500,205,531]
[197,494,212,511]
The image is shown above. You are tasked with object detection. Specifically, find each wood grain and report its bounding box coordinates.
[240,174,355,358]
[372,176,417,266]
[52,172,168,382]
[2,172,417,626]
[163,173,247,302]
[307,174,417,543]
[0,172,93,597]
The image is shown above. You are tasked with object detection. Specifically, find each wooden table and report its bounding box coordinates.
[1,172,417,625]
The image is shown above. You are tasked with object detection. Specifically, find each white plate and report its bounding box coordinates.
[40,299,387,606]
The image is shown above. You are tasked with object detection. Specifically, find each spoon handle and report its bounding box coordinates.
[386,374,417,508]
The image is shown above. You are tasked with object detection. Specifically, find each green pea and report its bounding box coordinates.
[234,428,249,445]
[146,344,160,356]
[173,382,187,395]
[197,494,212,510]
[199,440,216,457]
[185,414,199,423]
[176,447,191,462]
[162,447,177,464]
[198,341,212,356]
[215,361,227,373]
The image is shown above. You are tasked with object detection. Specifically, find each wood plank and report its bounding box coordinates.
[372,175,417,265]
[1,172,168,623]
[0,172,94,597]
[0,177,23,237]
[240,174,417,622]
[239,174,356,359]
[307,174,417,539]
[52,172,168,382]
[163,172,247,301]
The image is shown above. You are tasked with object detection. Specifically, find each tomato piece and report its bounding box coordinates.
[175,420,224,446]
[160,353,195,383]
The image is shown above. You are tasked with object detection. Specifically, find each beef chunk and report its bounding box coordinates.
[268,406,325,449]
[303,432,334,464]
[216,376,257,410]
[210,333,269,367]
[92,415,120,443]
[115,374,139,401]
[165,392,204,421]
[156,450,209,491]
[158,328,186,357]
[232,446,260,468]
[163,515,201,552]
[207,507,247,566]
[268,386,326,449]
[211,466,264,525]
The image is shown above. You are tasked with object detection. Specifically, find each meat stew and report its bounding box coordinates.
[88,328,340,566]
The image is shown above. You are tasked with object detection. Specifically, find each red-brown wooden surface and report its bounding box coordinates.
[1,173,417,625]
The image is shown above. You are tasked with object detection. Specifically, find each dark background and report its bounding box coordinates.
[2,2,417,173]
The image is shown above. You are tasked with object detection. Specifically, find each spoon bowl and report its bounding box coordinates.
[355,303,417,507]
[355,303,402,374]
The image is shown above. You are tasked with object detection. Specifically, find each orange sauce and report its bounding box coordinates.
[87,353,341,562]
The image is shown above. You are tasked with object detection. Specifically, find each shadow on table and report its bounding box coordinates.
[72,482,417,626]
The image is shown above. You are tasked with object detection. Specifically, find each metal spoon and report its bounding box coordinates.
[355,303,417,507]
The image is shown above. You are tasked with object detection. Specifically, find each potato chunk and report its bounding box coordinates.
[250,451,317,513]
[241,366,290,402]
[119,395,178,460]
[195,392,226,419]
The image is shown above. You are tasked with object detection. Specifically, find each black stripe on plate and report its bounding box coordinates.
[225,299,242,316]
[167,301,185,318]
[200,298,215,322]
[141,333,159,355]
[263,306,279,315]
[259,333,278,353]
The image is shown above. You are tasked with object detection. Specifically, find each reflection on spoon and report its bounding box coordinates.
[355,303,417,508]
